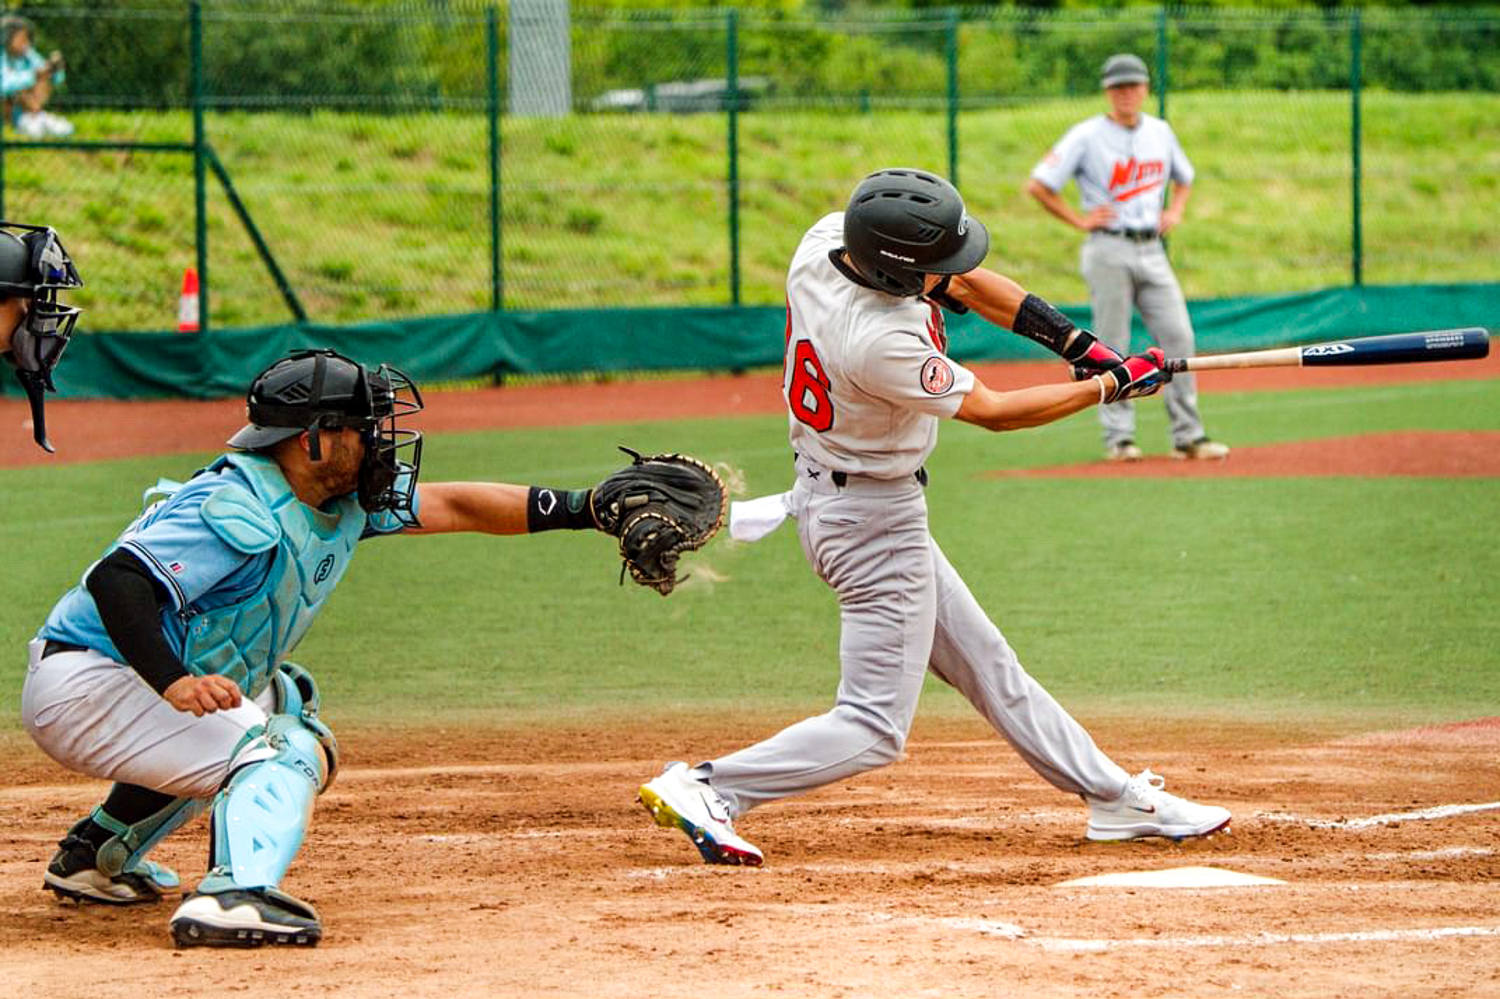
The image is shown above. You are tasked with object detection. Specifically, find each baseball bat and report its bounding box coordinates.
[1164,327,1490,374]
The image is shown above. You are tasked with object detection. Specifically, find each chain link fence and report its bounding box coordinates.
[2,1,1495,331]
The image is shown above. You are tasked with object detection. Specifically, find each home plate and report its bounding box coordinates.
[1058,866,1286,888]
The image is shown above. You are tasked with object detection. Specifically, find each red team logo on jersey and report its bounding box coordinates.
[1109,158,1165,202]
[920,356,954,395]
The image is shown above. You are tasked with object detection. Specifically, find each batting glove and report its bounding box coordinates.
[1063,329,1126,380]
[1101,347,1171,403]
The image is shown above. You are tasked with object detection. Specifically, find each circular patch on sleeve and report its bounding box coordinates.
[920,356,955,395]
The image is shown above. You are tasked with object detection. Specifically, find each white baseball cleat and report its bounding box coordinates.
[169,888,322,948]
[639,762,764,867]
[1085,769,1231,842]
[1105,440,1144,462]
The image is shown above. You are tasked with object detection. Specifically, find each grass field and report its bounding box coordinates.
[7,90,1497,329]
[3,372,1495,732]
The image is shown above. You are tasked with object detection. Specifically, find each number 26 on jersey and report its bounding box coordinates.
[787,339,834,432]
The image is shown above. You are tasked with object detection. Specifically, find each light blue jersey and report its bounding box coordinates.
[39,459,413,664]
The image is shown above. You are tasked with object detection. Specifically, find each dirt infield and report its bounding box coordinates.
[2,716,1497,999]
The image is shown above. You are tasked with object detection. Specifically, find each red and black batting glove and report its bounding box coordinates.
[1062,329,1126,380]
[1101,347,1171,403]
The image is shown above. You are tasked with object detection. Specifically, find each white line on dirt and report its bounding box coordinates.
[1026,925,1500,953]
[1256,801,1500,829]
[1364,846,1495,860]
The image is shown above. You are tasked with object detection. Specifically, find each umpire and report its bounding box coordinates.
[1026,53,1228,462]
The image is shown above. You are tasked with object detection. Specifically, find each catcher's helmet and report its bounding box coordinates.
[0,221,84,453]
[229,348,424,524]
[841,168,989,297]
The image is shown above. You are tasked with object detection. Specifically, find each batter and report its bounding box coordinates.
[639,168,1231,866]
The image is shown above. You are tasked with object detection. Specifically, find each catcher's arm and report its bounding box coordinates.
[407,449,727,596]
[405,482,532,535]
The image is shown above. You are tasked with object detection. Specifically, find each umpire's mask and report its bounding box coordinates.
[0,222,84,453]
[229,348,425,526]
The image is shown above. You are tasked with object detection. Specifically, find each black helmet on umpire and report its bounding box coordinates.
[841,168,990,297]
[228,348,424,524]
[0,221,83,452]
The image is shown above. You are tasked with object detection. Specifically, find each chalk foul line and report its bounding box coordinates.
[1255,801,1500,829]
[1025,925,1500,953]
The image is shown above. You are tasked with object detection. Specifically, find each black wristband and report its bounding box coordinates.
[526,486,596,532]
[1011,293,1076,355]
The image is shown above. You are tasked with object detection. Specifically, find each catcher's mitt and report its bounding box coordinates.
[591,447,728,596]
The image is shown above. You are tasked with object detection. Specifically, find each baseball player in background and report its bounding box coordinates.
[0,220,83,452]
[1026,53,1229,462]
[638,168,1230,867]
[23,347,660,947]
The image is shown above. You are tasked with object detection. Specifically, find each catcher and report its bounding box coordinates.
[22,347,723,948]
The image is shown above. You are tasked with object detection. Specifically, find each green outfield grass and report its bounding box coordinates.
[2,374,1496,733]
[7,90,1497,329]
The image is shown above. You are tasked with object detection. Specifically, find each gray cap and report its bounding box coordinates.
[1101,53,1149,88]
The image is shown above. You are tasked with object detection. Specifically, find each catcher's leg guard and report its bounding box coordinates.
[169,712,333,948]
[44,795,204,905]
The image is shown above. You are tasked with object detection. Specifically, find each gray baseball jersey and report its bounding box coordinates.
[783,212,975,479]
[1030,114,1193,231]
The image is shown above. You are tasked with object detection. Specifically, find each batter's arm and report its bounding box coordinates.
[944,266,1027,329]
[953,375,1101,432]
[946,274,1120,377]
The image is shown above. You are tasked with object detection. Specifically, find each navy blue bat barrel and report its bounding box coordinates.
[1299,327,1490,367]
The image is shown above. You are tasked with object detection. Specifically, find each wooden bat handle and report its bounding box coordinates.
[1165,347,1302,373]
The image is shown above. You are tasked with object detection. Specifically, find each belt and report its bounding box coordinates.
[831,467,928,488]
[42,640,89,659]
[795,453,928,495]
[1101,228,1159,242]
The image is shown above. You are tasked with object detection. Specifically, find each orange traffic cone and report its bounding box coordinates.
[177,267,200,332]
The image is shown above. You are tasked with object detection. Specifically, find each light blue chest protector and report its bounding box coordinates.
[178,453,364,698]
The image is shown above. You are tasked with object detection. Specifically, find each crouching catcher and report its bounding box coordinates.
[22,347,725,948]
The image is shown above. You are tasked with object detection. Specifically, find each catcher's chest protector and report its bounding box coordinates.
[177,454,364,697]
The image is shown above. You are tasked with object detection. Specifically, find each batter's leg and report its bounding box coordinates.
[924,539,1129,799]
[1135,247,1206,448]
[1081,235,1138,449]
[701,487,937,815]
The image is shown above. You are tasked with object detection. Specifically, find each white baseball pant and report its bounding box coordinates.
[700,459,1130,815]
[21,639,274,799]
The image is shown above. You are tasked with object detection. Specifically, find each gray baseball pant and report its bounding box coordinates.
[1082,232,1206,449]
[699,459,1130,816]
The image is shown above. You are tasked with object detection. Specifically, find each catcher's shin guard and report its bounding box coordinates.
[199,714,331,894]
[44,797,202,905]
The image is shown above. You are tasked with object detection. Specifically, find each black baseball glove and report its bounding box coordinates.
[590,447,728,596]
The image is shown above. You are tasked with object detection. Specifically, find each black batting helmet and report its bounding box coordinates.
[841,168,989,297]
[0,221,84,453]
[229,348,424,524]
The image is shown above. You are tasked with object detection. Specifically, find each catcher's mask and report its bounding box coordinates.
[228,348,424,525]
[0,222,84,453]
[840,168,989,297]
